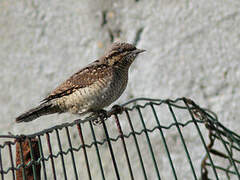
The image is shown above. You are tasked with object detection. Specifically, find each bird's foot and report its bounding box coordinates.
[111,105,124,114]
[92,109,108,126]
[105,105,125,117]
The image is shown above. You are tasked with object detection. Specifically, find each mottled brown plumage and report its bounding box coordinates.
[16,42,145,123]
[42,63,110,102]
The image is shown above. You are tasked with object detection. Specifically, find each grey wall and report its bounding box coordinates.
[0,0,240,179]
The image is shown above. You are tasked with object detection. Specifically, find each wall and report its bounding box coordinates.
[0,0,239,179]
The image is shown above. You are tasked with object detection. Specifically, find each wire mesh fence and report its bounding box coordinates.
[0,97,239,180]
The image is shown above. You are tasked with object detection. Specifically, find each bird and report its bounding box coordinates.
[16,42,145,123]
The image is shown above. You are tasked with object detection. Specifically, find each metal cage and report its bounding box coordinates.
[0,97,239,180]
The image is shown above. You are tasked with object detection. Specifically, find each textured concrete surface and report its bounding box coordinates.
[0,0,240,179]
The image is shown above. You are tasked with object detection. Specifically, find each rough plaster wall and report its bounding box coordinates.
[0,0,240,179]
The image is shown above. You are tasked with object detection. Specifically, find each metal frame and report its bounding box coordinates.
[0,97,239,180]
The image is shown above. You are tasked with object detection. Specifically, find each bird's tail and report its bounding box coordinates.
[16,102,61,123]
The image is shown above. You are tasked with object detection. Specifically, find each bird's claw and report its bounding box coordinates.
[91,105,124,126]
[111,105,124,114]
[92,109,108,126]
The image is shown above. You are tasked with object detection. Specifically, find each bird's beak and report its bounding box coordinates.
[133,49,146,54]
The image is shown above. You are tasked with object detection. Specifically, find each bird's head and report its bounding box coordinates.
[103,42,145,68]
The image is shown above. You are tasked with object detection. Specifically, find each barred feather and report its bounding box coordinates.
[16,103,61,123]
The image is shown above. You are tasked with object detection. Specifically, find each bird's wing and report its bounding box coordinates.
[42,60,111,102]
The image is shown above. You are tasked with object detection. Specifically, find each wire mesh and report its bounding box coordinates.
[0,97,239,180]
